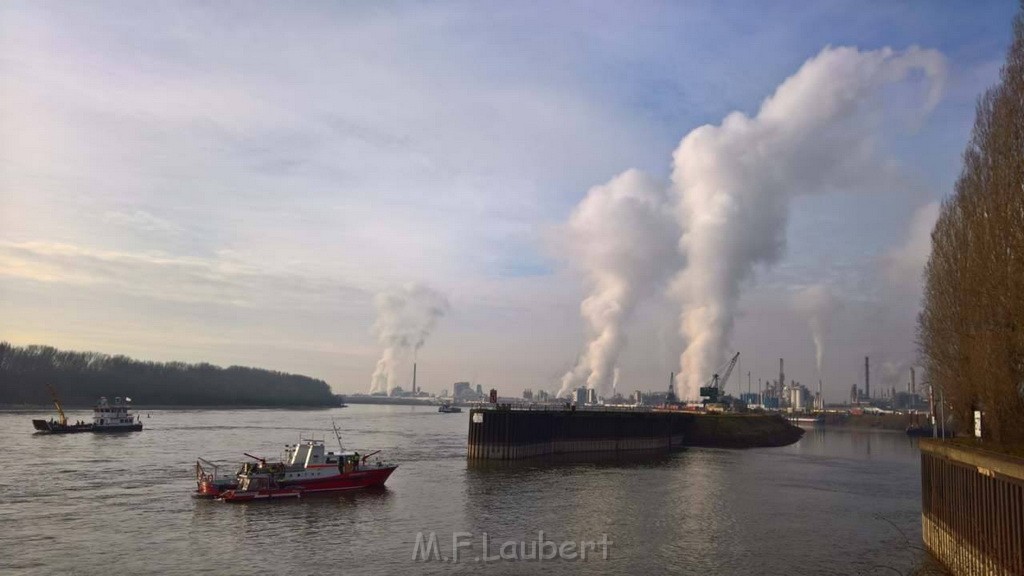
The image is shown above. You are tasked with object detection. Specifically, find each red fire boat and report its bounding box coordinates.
[195,424,398,501]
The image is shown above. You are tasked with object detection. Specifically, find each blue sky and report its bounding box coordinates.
[0,1,1018,398]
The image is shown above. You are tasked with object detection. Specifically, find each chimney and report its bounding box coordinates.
[412,363,417,395]
[911,367,916,396]
[779,359,784,392]
[865,357,870,399]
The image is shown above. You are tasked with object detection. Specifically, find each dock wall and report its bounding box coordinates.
[466,408,801,460]
[466,409,687,460]
[920,439,1024,576]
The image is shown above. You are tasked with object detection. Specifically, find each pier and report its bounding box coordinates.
[466,406,803,460]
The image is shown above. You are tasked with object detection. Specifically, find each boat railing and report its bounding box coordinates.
[196,458,237,483]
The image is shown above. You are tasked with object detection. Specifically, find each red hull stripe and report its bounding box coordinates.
[282,467,397,491]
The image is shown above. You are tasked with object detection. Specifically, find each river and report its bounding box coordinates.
[0,405,941,575]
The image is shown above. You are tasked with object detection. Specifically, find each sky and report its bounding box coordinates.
[0,1,1018,400]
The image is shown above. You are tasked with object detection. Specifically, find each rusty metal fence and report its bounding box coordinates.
[920,439,1024,575]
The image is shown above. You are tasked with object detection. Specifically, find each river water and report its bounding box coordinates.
[1,405,940,575]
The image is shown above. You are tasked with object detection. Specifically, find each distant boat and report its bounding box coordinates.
[32,387,143,434]
[787,415,824,425]
[438,402,462,413]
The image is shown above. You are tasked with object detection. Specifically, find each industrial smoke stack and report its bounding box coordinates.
[865,357,870,399]
[412,362,417,394]
[779,359,784,392]
[911,367,916,395]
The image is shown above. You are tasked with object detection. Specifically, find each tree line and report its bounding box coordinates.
[919,5,1024,446]
[0,342,338,407]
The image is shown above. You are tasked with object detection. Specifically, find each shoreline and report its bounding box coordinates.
[0,404,343,412]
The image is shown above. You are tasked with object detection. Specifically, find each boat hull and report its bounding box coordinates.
[220,488,303,502]
[281,465,397,493]
[32,420,143,434]
[202,465,398,499]
[93,423,144,433]
[32,420,94,433]
[196,479,238,498]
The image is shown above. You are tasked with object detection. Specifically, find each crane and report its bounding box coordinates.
[716,352,741,394]
[47,384,68,426]
[699,352,740,406]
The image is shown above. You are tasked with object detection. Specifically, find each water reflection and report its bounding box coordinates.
[3,407,934,575]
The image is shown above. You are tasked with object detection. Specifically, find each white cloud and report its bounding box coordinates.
[882,201,941,290]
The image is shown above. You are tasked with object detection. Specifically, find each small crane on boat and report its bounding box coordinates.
[47,384,68,426]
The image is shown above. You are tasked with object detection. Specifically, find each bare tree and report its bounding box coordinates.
[919,4,1024,446]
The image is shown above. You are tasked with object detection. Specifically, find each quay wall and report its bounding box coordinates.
[920,439,1024,576]
[466,408,802,460]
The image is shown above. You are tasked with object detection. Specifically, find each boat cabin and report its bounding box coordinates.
[278,438,364,479]
[94,396,139,427]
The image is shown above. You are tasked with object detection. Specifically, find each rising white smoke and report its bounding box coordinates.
[557,169,681,398]
[793,284,839,374]
[368,283,450,394]
[669,46,946,400]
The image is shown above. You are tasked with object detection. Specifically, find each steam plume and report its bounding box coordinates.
[557,170,680,398]
[368,283,449,394]
[670,46,945,400]
[794,284,839,374]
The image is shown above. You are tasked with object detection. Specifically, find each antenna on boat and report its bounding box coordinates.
[331,419,345,452]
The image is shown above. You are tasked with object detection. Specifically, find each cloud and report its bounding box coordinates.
[882,201,941,290]
[0,241,366,310]
[104,210,182,235]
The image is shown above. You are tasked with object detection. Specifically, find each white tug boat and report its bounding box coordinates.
[32,387,143,434]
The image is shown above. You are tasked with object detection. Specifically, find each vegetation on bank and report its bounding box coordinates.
[919,6,1024,447]
[683,413,804,448]
[0,342,337,407]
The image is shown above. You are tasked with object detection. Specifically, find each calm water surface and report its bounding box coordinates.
[1,405,937,575]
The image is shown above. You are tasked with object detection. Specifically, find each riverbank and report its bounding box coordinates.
[1,403,341,411]
[685,413,805,448]
[821,412,929,431]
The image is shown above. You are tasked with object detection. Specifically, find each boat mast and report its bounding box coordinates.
[331,419,345,452]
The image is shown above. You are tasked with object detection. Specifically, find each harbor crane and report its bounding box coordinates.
[699,352,740,406]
